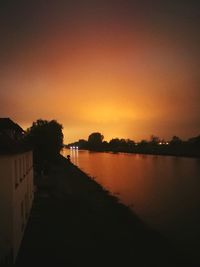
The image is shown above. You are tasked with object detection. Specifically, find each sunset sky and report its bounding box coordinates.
[0,0,200,143]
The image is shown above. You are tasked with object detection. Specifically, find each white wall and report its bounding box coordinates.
[0,151,34,264]
[13,151,34,261]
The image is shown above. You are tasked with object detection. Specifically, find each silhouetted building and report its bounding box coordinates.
[0,118,34,265]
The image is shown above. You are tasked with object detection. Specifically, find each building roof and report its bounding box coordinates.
[0,118,30,155]
[0,118,24,133]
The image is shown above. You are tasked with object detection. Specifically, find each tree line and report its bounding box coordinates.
[68,132,200,158]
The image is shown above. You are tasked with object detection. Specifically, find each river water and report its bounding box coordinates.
[63,149,200,263]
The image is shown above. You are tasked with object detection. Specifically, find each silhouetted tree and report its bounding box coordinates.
[102,141,109,150]
[150,135,160,145]
[126,139,135,150]
[77,139,88,149]
[109,138,121,150]
[26,119,63,163]
[170,136,182,145]
[108,138,135,152]
[136,140,148,153]
[68,139,88,149]
[88,132,104,150]
[139,140,148,146]
[188,135,200,146]
[187,135,200,157]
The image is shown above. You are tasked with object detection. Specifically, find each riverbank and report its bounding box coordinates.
[81,148,200,159]
[16,155,190,266]
[110,150,200,159]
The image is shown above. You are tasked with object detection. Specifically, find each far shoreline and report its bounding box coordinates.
[65,147,200,159]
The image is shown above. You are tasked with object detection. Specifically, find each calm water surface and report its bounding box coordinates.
[63,149,200,261]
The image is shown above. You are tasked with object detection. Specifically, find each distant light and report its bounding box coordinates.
[76,146,79,149]
[159,142,162,145]
[166,142,169,145]
[70,146,72,149]
[72,146,75,149]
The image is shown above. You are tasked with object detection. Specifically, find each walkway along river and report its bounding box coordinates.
[63,149,200,264]
[16,154,186,266]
